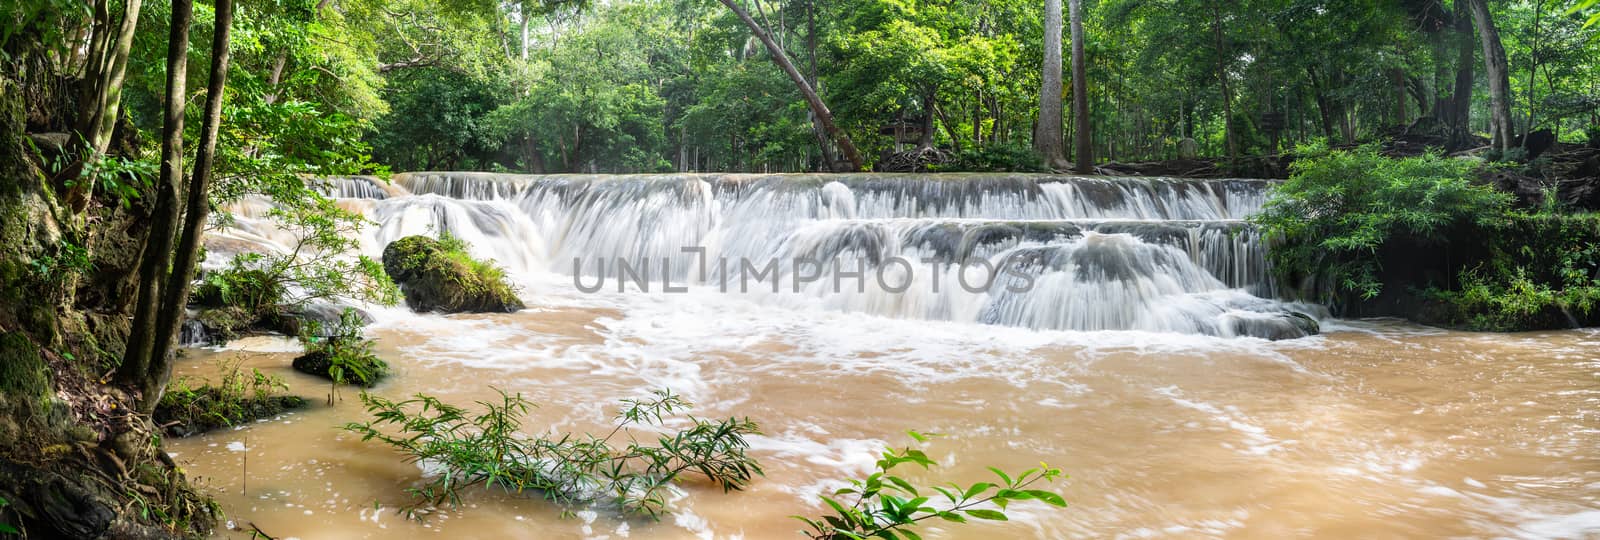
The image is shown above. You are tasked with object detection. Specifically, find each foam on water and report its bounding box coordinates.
[323,172,1318,339]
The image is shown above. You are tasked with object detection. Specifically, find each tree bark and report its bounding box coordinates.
[917,91,936,150]
[719,0,864,171]
[1449,9,1475,149]
[1034,0,1068,168]
[119,0,193,411]
[147,0,234,413]
[1465,0,1512,152]
[1210,2,1237,161]
[1069,0,1091,173]
[68,0,144,213]
[1522,0,1543,146]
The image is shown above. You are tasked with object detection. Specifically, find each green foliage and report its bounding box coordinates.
[344,388,762,520]
[206,195,400,316]
[194,261,288,319]
[795,431,1067,540]
[934,143,1045,172]
[154,358,300,435]
[297,308,388,398]
[1254,143,1511,301]
[0,495,17,534]
[1425,212,1600,331]
[26,239,91,296]
[370,68,506,171]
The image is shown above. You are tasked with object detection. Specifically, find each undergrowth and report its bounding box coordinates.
[343,388,762,520]
[296,308,388,402]
[154,358,302,437]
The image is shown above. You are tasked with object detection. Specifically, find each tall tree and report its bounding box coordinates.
[1035,0,1068,168]
[717,0,865,171]
[1069,0,1091,173]
[67,0,144,213]
[148,0,236,410]
[1209,1,1237,161]
[1465,0,1513,151]
[1449,6,1476,149]
[118,0,194,411]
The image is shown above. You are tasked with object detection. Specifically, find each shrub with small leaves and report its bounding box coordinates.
[795,431,1067,540]
[344,388,761,520]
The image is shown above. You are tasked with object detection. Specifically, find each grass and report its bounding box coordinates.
[153,358,305,437]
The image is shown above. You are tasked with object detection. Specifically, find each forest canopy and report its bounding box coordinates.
[10,0,1599,175]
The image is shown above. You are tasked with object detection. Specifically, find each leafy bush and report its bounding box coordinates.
[932,143,1046,173]
[198,195,399,316]
[344,389,761,520]
[795,431,1067,540]
[1424,212,1600,330]
[154,359,303,437]
[1254,141,1511,301]
[295,308,388,401]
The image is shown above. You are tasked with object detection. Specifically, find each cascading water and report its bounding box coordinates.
[298,172,1320,339]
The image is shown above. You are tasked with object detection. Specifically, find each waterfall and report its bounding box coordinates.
[318,172,1320,339]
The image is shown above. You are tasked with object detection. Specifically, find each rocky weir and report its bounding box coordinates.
[296,172,1322,339]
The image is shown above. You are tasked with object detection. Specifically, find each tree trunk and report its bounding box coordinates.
[934,104,962,153]
[1210,2,1236,161]
[1449,9,1475,149]
[1034,0,1068,168]
[1069,0,1091,173]
[917,91,936,150]
[804,0,838,170]
[719,0,864,171]
[147,0,234,414]
[68,0,144,213]
[118,0,192,411]
[1465,0,1512,152]
[1522,0,1543,146]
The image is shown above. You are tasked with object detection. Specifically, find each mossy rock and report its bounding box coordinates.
[291,350,387,387]
[381,235,524,313]
[0,333,47,403]
[152,389,309,438]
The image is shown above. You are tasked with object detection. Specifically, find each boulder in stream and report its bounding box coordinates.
[381,235,524,313]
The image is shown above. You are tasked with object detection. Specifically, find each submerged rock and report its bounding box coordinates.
[381,235,523,313]
[1226,310,1321,341]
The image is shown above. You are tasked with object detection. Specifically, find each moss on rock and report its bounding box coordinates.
[381,235,523,313]
[0,333,47,404]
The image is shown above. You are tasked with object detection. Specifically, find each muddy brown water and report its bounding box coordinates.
[167,297,1600,540]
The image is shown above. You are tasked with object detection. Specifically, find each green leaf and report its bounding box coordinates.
[964,509,1008,521]
[961,482,994,500]
[1025,490,1068,507]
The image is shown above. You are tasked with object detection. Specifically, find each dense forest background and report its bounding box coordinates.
[13,0,1600,176]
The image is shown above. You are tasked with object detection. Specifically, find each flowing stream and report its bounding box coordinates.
[170,173,1600,539]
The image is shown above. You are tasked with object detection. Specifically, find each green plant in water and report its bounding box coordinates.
[343,388,762,520]
[794,431,1067,540]
[298,308,387,403]
[156,358,294,432]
